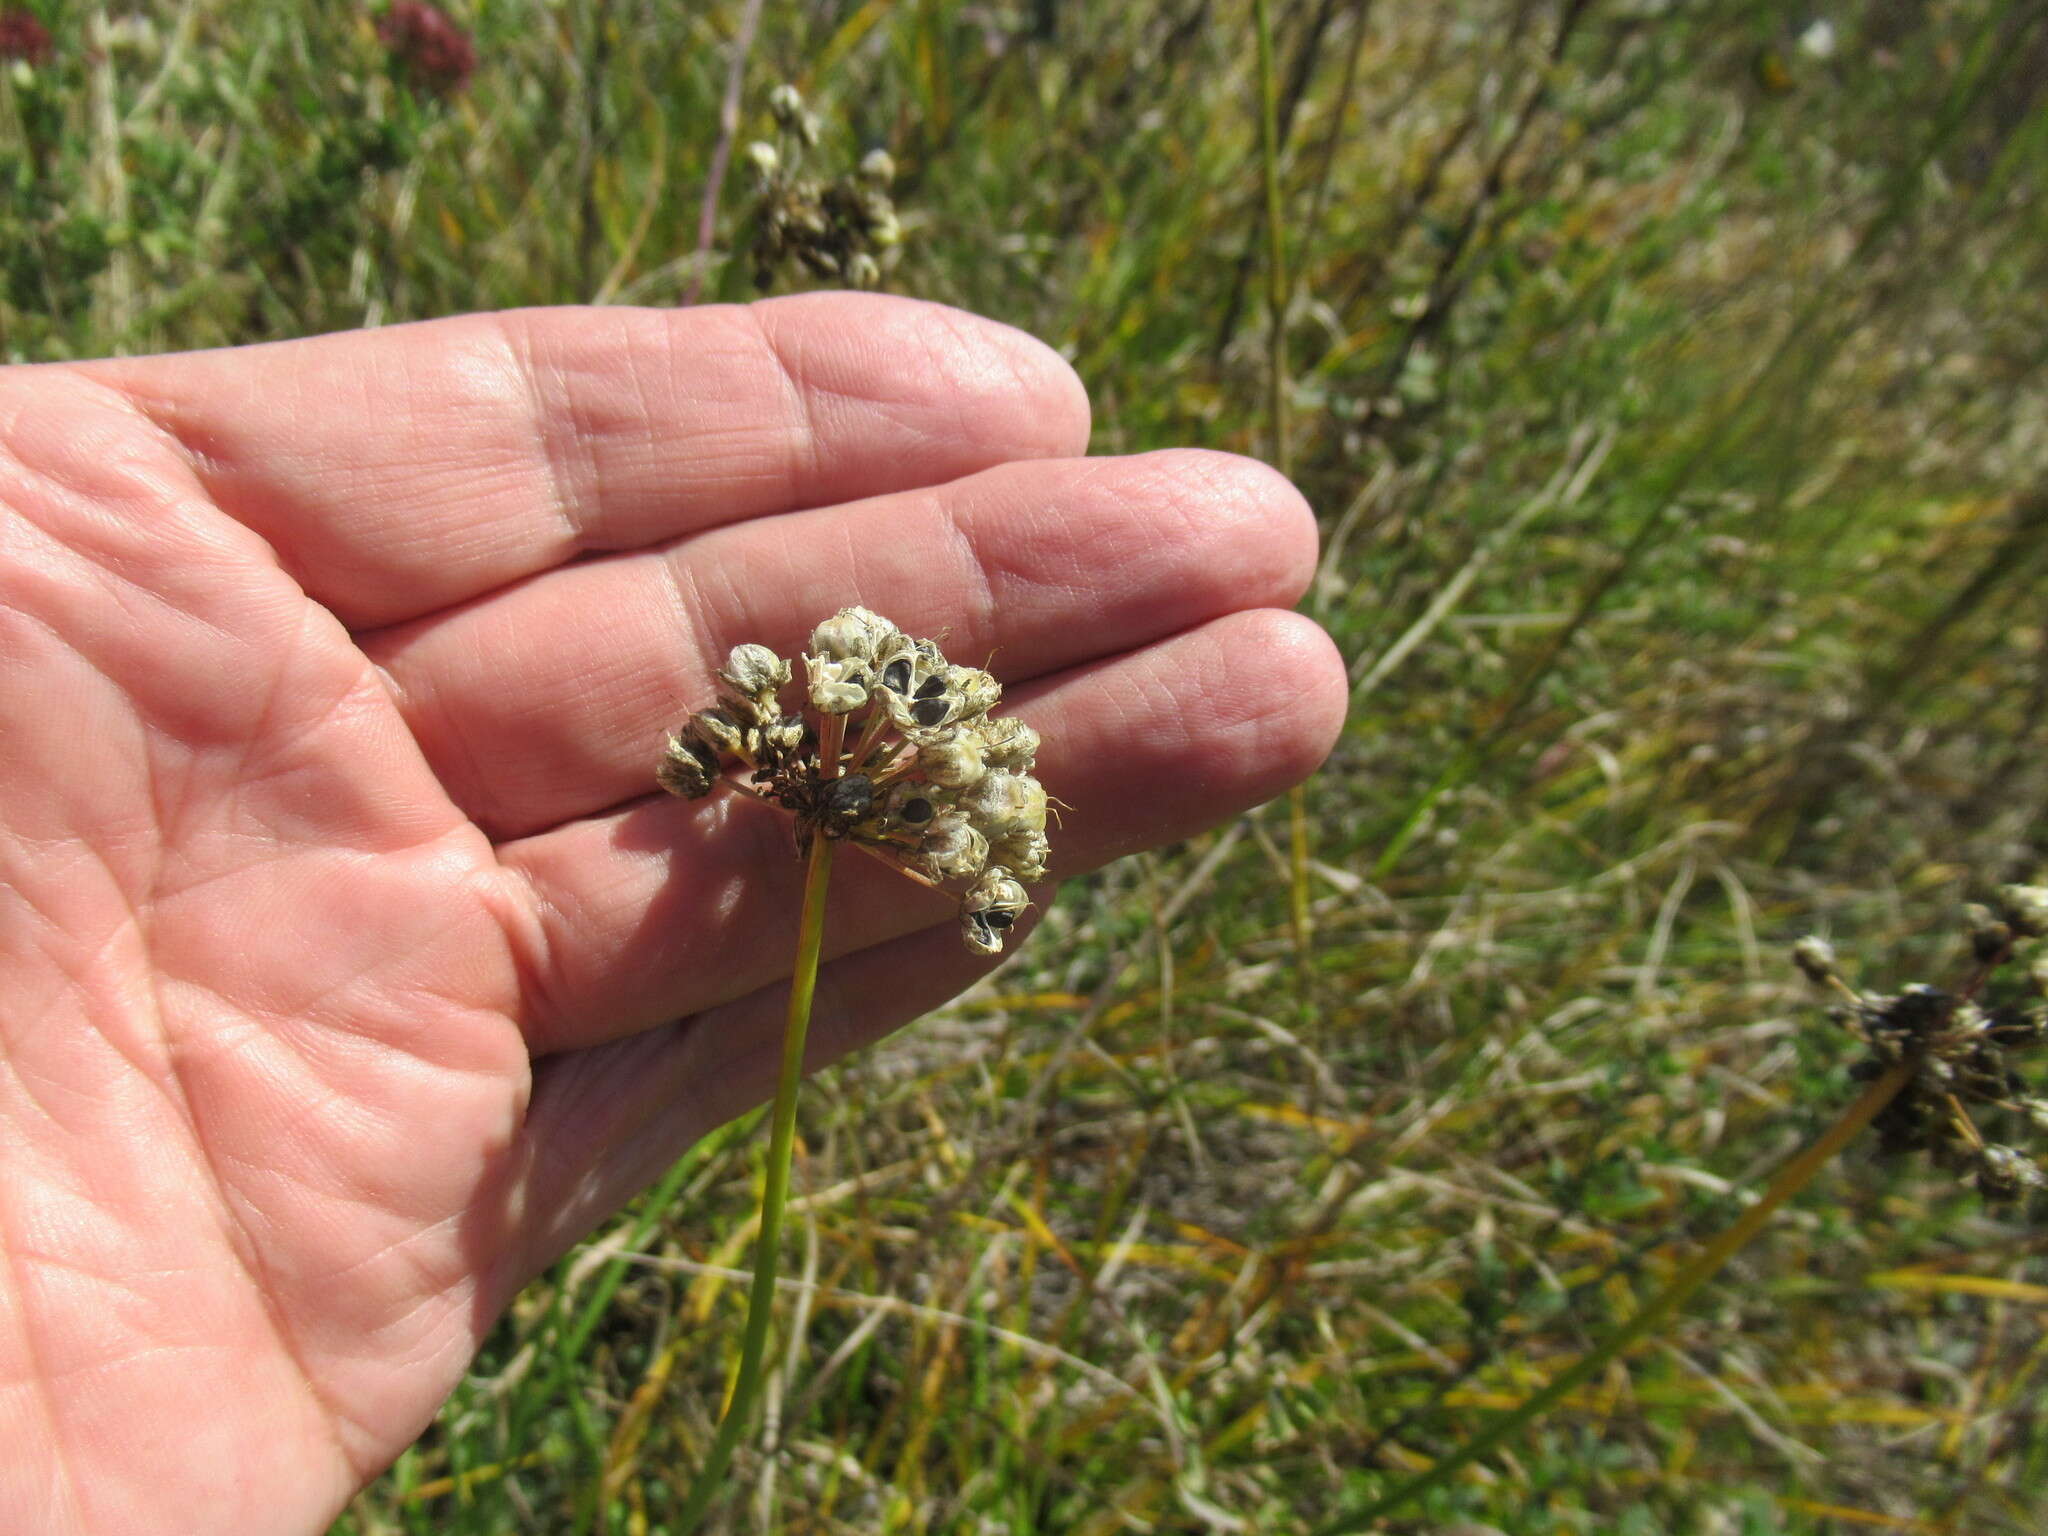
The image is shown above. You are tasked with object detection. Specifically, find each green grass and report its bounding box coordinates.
[10,0,2048,1530]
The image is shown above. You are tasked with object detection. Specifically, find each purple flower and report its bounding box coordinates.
[376,1,475,97]
[0,8,53,65]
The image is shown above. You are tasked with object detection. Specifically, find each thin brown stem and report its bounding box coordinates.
[681,0,767,307]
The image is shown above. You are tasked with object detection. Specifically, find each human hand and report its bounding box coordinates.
[0,295,1344,1532]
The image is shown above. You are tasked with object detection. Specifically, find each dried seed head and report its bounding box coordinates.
[657,609,1049,959]
[656,734,721,800]
[1792,935,1837,986]
[917,810,989,883]
[917,731,985,789]
[720,642,792,701]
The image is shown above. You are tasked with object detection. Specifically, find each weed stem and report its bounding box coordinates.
[1252,0,1315,1019]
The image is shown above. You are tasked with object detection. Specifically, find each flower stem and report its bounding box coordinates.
[676,832,836,1533]
[1312,1053,1921,1533]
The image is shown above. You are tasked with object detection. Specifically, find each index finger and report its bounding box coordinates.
[69,294,1091,628]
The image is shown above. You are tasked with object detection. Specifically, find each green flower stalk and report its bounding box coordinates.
[657,608,1050,1527]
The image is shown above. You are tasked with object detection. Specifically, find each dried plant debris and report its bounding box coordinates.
[657,607,1049,955]
[1797,885,2048,1207]
[744,84,902,290]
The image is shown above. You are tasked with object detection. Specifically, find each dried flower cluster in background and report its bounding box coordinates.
[1796,887,2048,1205]
[744,83,901,291]
[658,608,1049,956]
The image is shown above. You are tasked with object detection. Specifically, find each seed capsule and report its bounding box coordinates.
[918,811,989,883]
[690,706,749,761]
[947,667,1000,721]
[719,643,791,701]
[962,770,1047,838]
[992,828,1050,883]
[917,731,985,789]
[959,865,1029,955]
[884,783,940,830]
[811,605,900,663]
[656,734,721,799]
[979,717,1039,771]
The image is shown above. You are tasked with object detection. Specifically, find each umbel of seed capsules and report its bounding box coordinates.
[658,607,1049,955]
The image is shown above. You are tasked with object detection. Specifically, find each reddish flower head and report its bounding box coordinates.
[375,1,475,97]
[0,8,53,65]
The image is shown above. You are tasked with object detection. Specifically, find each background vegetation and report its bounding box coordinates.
[7,0,2048,1530]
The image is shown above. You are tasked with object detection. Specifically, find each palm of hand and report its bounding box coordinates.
[0,296,1341,1533]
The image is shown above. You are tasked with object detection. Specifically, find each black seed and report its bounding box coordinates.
[913,697,951,727]
[882,658,912,692]
[915,675,948,700]
[983,909,1015,929]
[901,797,934,825]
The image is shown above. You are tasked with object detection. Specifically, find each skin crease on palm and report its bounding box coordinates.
[0,293,1346,1534]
